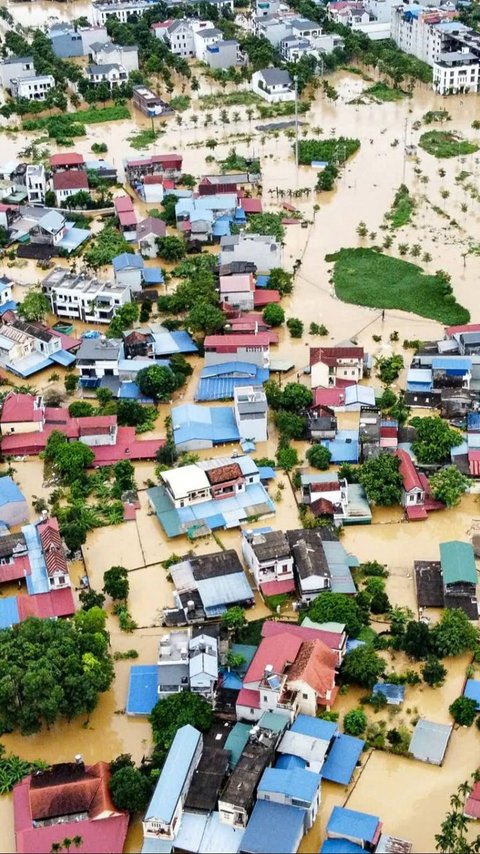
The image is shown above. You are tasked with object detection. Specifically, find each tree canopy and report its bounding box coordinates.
[265,381,313,412]
[359,452,403,506]
[0,611,113,734]
[307,592,365,637]
[306,444,332,470]
[149,692,213,752]
[103,566,129,602]
[410,416,463,464]
[263,304,285,327]
[44,431,94,483]
[136,365,177,402]
[18,289,50,322]
[109,766,152,813]
[341,645,385,688]
[449,696,477,727]
[186,302,226,335]
[429,466,469,507]
[432,609,479,658]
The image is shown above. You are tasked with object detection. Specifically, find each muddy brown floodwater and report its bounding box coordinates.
[2,2,480,849]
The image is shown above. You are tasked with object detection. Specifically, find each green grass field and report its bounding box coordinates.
[327,248,470,325]
[419,130,479,158]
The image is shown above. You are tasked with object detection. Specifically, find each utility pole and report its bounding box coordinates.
[294,74,299,187]
[402,117,408,184]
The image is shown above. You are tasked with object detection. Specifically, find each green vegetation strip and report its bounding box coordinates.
[365,82,406,101]
[298,137,360,166]
[419,130,479,158]
[385,184,414,229]
[128,128,162,150]
[23,104,130,137]
[327,248,470,325]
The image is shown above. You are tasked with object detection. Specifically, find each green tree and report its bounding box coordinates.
[359,453,403,506]
[113,460,135,493]
[186,302,226,335]
[287,317,304,338]
[150,692,213,751]
[422,656,447,687]
[64,374,79,395]
[306,444,332,470]
[62,521,88,555]
[343,707,367,736]
[109,766,152,813]
[263,304,285,327]
[449,696,477,727]
[268,268,293,295]
[410,416,463,464]
[435,774,480,853]
[156,235,186,262]
[429,466,469,507]
[402,620,433,660]
[103,566,129,602]
[79,588,106,611]
[276,445,299,471]
[222,606,246,631]
[376,354,404,384]
[18,289,50,322]
[274,411,306,441]
[68,401,95,418]
[136,365,177,402]
[341,645,385,688]
[433,609,479,657]
[0,616,113,734]
[276,382,313,412]
[56,441,94,482]
[308,592,365,637]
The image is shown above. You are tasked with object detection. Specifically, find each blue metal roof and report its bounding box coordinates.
[145,725,202,824]
[171,404,240,447]
[50,349,76,367]
[373,683,405,704]
[344,386,375,407]
[197,571,252,609]
[432,356,471,372]
[241,800,306,854]
[0,300,17,315]
[0,596,20,629]
[258,466,275,481]
[112,252,143,271]
[201,362,258,379]
[127,665,159,715]
[321,734,364,785]
[118,381,154,402]
[196,368,269,402]
[275,753,307,771]
[320,840,364,854]
[322,437,359,463]
[327,807,379,845]
[468,412,480,431]
[212,218,231,238]
[259,767,320,804]
[464,678,480,710]
[0,476,26,507]
[153,330,197,356]
[142,267,164,284]
[291,714,337,741]
[256,275,270,288]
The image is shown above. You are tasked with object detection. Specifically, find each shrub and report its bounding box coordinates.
[343,708,367,736]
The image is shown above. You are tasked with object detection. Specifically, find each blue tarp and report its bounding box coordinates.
[127,665,159,715]
[464,679,480,710]
[321,734,364,785]
[0,596,19,629]
[256,275,269,288]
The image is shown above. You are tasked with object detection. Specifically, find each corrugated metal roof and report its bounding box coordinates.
[171,404,240,447]
[327,806,380,844]
[409,718,452,765]
[240,800,305,854]
[197,571,252,609]
[291,714,337,741]
[224,723,251,768]
[463,678,480,710]
[126,665,159,715]
[321,733,364,785]
[0,596,20,629]
[259,766,320,803]
[440,540,476,586]
[145,725,201,824]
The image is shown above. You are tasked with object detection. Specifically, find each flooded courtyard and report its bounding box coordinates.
[1,1,480,850]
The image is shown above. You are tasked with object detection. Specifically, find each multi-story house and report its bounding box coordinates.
[233,384,268,442]
[90,40,139,72]
[10,75,55,101]
[157,629,218,701]
[86,63,128,88]
[242,528,295,594]
[131,86,172,118]
[251,68,295,102]
[52,169,89,205]
[219,233,282,272]
[92,0,151,26]
[310,345,365,389]
[203,333,271,368]
[0,55,35,91]
[75,337,123,387]
[124,153,182,184]
[38,517,71,590]
[29,211,67,247]
[48,23,108,57]
[25,164,46,205]
[42,267,131,324]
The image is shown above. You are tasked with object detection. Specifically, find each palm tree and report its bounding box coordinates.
[422,252,432,265]
[204,112,212,127]
[62,840,72,853]
[246,107,254,123]
[232,111,241,124]
[191,114,198,127]
[191,77,200,92]
[72,836,83,849]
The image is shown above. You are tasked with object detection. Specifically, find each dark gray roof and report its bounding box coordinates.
[158,662,188,688]
[2,55,33,65]
[259,68,292,86]
[184,746,229,812]
[76,338,121,361]
[251,530,290,562]
[220,734,277,809]
[0,532,26,559]
[286,529,332,580]
[414,560,443,608]
[87,63,121,74]
[190,549,244,581]
[198,27,221,37]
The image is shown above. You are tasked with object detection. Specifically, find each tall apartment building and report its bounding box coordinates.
[42,268,131,324]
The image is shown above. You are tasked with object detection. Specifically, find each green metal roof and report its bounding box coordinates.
[224,723,251,769]
[440,540,477,586]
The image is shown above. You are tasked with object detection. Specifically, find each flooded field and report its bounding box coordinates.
[1,1,480,850]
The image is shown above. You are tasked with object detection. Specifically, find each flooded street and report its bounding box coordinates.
[1,1,480,849]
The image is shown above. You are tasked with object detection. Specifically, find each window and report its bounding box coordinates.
[302,693,308,700]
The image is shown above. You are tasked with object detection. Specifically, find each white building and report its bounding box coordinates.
[0,276,13,307]
[11,75,55,101]
[91,0,151,26]
[433,49,479,94]
[157,629,218,701]
[233,385,268,443]
[86,63,128,88]
[75,337,124,385]
[42,267,131,324]
[0,55,35,91]
[193,27,223,62]
[242,528,294,590]
[90,40,139,72]
[251,68,295,102]
[26,164,46,205]
[220,233,282,272]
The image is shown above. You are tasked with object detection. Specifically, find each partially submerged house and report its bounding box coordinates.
[163,549,254,626]
[170,403,240,451]
[300,473,372,526]
[310,344,365,389]
[286,528,357,603]
[242,528,295,596]
[409,719,452,766]
[414,540,478,619]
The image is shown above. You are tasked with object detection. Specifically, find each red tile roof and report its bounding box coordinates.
[469,450,480,477]
[396,449,423,493]
[204,333,271,349]
[89,426,164,466]
[144,174,165,185]
[53,170,89,191]
[261,620,344,652]
[310,346,364,368]
[14,762,129,854]
[114,195,134,212]
[17,587,75,620]
[287,638,337,697]
[236,687,260,709]
[49,152,85,168]
[240,198,263,214]
[1,392,43,424]
[118,211,137,227]
[253,289,280,307]
[260,579,296,596]
[38,517,67,578]
[446,323,480,336]
[244,633,303,685]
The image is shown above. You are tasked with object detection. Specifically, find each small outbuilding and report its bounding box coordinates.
[409,718,452,766]
[0,477,28,527]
